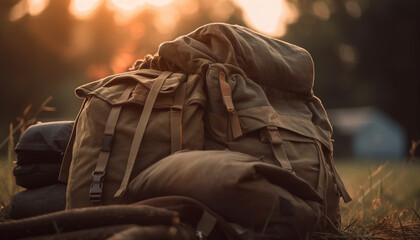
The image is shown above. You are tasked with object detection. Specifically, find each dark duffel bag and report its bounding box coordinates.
[10,184,66,219]
[14,121,73,189]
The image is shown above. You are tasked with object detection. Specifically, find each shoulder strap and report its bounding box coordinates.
[89,87,132,203]
[170,81,186,153]
[114,71,172,198]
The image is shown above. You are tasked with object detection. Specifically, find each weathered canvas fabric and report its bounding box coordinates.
[59,69,205,208]
[156,23,351,230]
[59,23,351,236]
[128,150,323,239]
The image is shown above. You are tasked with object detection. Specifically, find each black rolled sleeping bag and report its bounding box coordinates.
[13,121,73,189]
[11,121,73,219]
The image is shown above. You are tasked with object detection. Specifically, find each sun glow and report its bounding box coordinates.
[10,0,298,37]
[69,0,103,20]
[233,0,298,37]
[9,0,49,21]
[69,0,175,23]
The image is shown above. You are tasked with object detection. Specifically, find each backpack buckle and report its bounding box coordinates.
[264,126,282,145]
[101,135,113,152]
[90,171,105,203]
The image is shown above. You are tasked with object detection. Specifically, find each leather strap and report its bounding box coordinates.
[265,126,294,172]
[89,87,132,203]
[218,71,242,140]
[170,81,186,153]
[114,71,172,198]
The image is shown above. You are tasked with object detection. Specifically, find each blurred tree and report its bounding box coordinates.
[283,0,420,146]
[0,0,246,144]
[0,0,418,153]
[0,0,75,140]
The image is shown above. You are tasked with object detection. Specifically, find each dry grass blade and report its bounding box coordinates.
[357,170,393,203]
[42,106,56,112]
[7,123,14,164]
[368,161,388,181]
[0,96,54,151]
[22,104,32,116]
[412,208,420,221]
[0,122,23,150]
[40,96,53,110]
[397,215,407,240]
[343,218,358,231]
[408,139,420,162]
[367,211,420,240]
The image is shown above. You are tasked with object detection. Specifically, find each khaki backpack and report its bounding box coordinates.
[59,69,205,208]
[59,22,351,236]
[155,23,352,231]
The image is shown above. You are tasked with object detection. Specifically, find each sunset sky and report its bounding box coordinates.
[9,0,298,37]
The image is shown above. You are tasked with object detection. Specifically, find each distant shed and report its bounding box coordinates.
[328,107,406,160]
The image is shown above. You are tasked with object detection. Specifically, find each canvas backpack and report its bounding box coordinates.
[155,23,352,231]
[58,69,205,208]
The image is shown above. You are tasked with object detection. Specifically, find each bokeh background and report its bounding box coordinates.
[0,0,419,159]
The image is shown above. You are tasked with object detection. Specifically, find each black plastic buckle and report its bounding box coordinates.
[89,171,104,203]
[101,135,113,152]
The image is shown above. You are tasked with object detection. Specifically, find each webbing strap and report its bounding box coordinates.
[316,141,352,203]
[218,71,242,140]
[265,126,294,172]
[170,81,186,153]
[315,140,327,193]
[196,210,217,238]
[114,71,172,198]
[89,87,132,203]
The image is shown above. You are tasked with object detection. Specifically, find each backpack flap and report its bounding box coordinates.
[74,69,185,107]
[159,23,314,98]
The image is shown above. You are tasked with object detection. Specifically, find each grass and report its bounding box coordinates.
[1,157,419,239]
[0,97,54,220]
[334,160,420,239]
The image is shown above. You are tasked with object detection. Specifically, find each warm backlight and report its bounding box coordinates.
[233,0,298,37]
[9,0,49,21]
[69,0,103,20]
[10,0,297,37]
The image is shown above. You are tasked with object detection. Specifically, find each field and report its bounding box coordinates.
[336,160,420,239]
[1,155,419,239]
